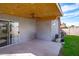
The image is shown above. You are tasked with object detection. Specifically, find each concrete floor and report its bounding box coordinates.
[0,39,62,56]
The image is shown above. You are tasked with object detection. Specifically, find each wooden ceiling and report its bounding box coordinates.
[0,3,62,19]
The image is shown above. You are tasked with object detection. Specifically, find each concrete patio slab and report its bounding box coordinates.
[0,39,62,56]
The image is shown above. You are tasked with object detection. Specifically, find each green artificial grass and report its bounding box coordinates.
[61,35,79,56]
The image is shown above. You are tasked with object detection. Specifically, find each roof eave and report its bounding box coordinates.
[56,3,63,16]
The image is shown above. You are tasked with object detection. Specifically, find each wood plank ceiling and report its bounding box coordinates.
[0,3,62,20]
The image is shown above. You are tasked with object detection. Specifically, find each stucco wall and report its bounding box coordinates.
[51,19,59,40]
[0,14,36,44]
[0,14,60,43]
[36,19,59,41]
[36,20,52,41]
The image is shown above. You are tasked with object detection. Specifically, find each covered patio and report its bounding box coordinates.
[0,3,63,56]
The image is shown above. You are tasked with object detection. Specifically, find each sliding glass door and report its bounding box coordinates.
[0,20,19,47]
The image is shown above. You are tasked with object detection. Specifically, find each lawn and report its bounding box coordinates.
[61,35,79,56]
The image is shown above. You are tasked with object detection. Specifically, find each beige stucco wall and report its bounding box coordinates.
[0,14,36,44]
